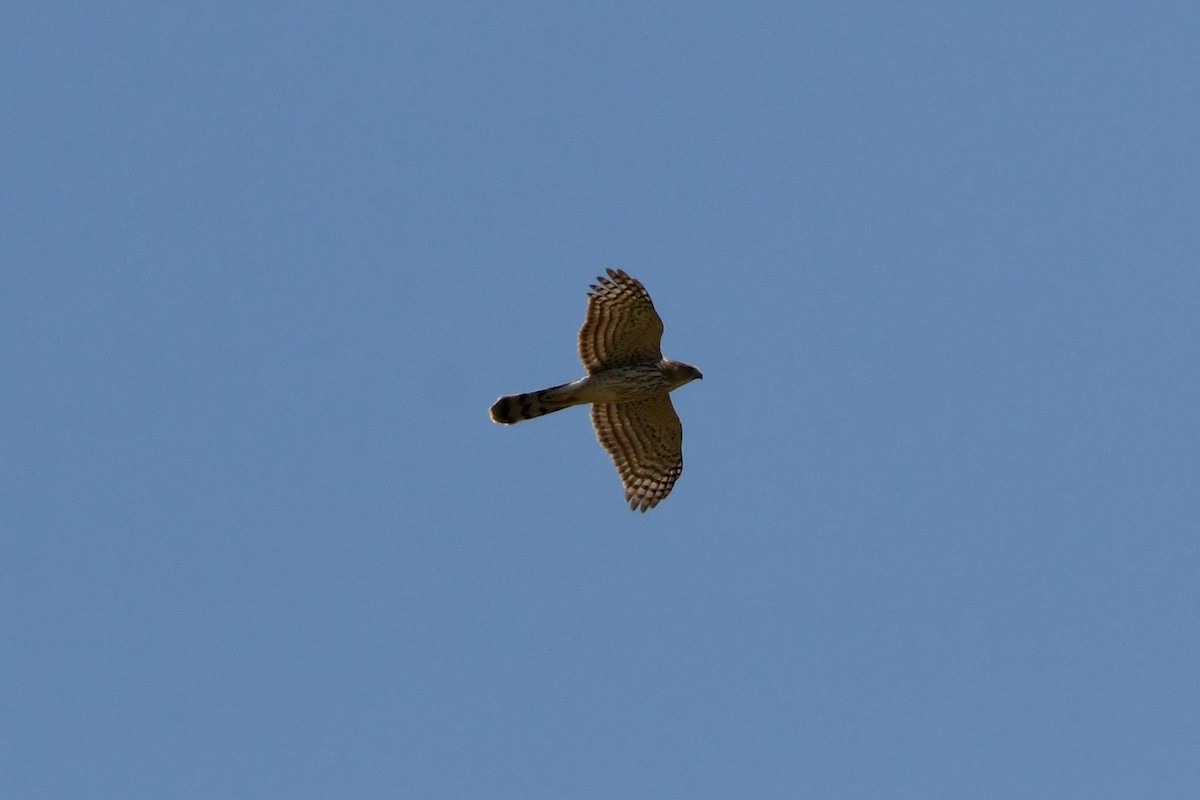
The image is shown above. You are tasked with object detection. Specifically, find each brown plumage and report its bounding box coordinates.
[489,383,575,424]
[490,268,701,511]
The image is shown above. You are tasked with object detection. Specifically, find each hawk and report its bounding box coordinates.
[490,269,702,512]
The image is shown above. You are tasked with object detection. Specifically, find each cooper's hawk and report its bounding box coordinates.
[490,268,702,512]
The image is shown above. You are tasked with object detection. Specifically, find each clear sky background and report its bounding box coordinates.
[4,2,1198,798]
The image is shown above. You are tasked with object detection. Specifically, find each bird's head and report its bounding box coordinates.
[662,360,703,390]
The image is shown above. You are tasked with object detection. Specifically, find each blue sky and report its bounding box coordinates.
[4,2,1198,797]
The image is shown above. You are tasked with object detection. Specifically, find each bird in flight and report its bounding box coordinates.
[490,268,702,512]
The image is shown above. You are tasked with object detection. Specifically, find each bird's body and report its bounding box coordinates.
[491,361,699,423]
[490,269,701,511]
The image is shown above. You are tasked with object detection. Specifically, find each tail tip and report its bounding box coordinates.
[490,396,518,424]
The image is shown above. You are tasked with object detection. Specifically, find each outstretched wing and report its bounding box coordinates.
[591,396,683,512]
[578,268,664,374]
